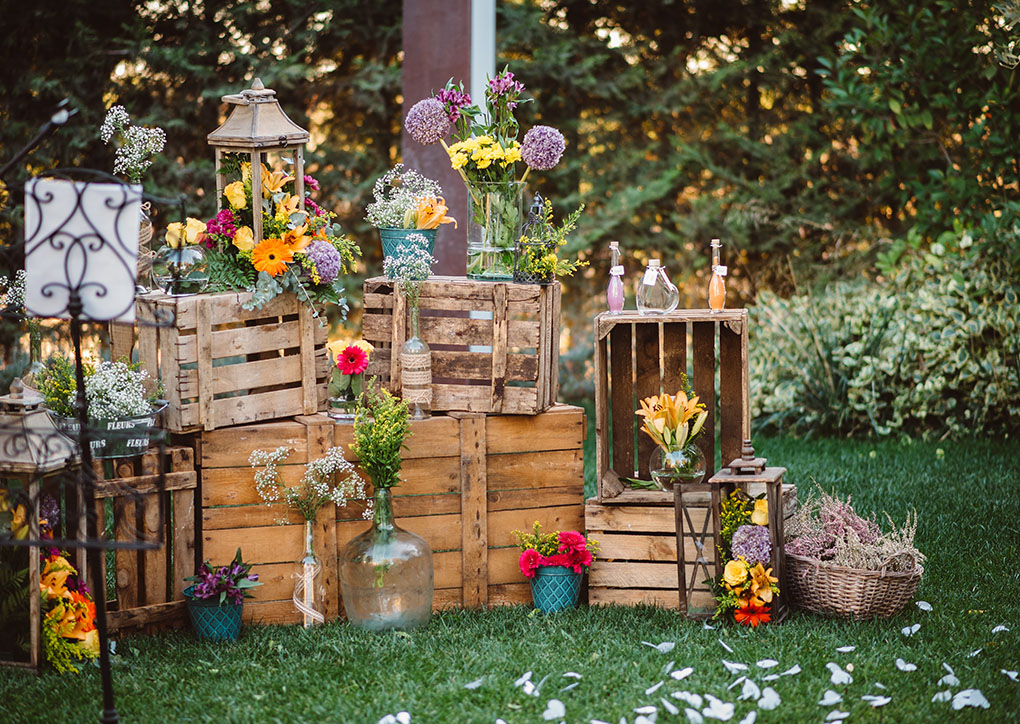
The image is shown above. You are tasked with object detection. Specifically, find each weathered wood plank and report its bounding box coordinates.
[692,321,716,477]
[459,414,487,608]
[634,323,660,480]
[172,488,195,599]
[609,323,634,480]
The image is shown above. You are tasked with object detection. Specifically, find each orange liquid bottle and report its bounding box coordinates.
[709,238,727,313]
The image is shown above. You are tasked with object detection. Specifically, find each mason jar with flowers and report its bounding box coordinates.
[326,339,374,420]
[636,374,709,491]
[405,68,567,280]
[513,522,599,613]
[365,164,456,260]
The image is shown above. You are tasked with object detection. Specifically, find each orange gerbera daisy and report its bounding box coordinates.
[252,237,293,277]
[734,602,772,627]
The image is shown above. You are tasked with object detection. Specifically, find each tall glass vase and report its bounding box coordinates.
[293,520,325,628]
[467,181,525,280]
[401,303,431,420]
[339,487,434,631]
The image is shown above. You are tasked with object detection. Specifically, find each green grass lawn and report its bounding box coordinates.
[2,434,1019,723]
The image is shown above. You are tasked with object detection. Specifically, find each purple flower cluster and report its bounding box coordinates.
[730,524,772,566]
[437,87,472,123]
[187,560,258,605]
[787,492,883,561]
[305,197,327,217]
[206,208,237,240]
[39,495,59,536]
[521,125,566,170]
[488,70,524,97]
[303,174,320,192]
[303,240,342,284]
[405,98,451,145]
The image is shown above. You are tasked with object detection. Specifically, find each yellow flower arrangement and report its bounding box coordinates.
[165,217,207,249]
[636,389,709,453]
[224,180,247,210]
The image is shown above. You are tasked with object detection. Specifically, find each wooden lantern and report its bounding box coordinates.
[707,439,788,623]
[207,78,311,247]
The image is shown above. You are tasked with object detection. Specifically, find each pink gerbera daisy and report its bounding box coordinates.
[337,344,369,375]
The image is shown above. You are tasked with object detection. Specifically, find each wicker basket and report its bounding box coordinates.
[785,552,922,620]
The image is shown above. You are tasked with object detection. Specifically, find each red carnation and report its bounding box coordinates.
[540,553,572,569]
[337,344,368,375]
[557,530,587,555]
[519,549,542,579]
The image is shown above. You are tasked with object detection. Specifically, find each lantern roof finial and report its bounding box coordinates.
[207,79,310,149]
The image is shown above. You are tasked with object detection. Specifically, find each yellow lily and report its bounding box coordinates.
[261,163,294,196]
[281,224,312,253]
[276,193,302,217]
[40,555,74,599]
[748,563,779,605]
[414,196,458,230]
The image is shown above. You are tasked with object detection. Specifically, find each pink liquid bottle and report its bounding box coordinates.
[607,241,625,313]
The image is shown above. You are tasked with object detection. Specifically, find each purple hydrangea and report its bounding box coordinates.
[730,524,772,566]
[521,125,566,170]
[405,98,451,145]
[437,87,472,123]
[303,240,342,284]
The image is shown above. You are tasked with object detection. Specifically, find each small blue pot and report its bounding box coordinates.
[184,586,243,641]
[379,227,437,258]
[530,566,582,613]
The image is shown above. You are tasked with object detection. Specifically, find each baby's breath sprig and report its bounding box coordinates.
[249,446,366,523]
[382,233,435,309]
[100,105,166,184]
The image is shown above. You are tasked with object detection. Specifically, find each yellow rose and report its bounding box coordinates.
[233,226,255,252]
[167,217,207,248]
[224,180,247,210]
[185,217,206,244]
[751,499,769,526]
[723,559,748,588]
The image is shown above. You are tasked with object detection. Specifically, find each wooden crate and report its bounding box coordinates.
[134,291,329,433]
[586,484,797,611]
[594,310,750,504]
[362,276,560,415]
[199,406,586,624]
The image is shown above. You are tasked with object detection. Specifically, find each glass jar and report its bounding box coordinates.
[401,304,431,420]
[293,520,325,628]
[467,181,525,280]
[338,487,434,631]
[636,259,679,314]
[151,244,208,296]
[649,443,706,491]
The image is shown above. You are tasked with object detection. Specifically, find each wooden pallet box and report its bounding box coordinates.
[593,310,749,504]
[134,291,329,433]
[362,276,560,415]
[198,406,586,625]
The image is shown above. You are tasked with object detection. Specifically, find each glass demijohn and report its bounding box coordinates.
[636,258,679,314]
[649,443,707,491]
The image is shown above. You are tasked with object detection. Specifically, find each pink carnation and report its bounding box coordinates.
[519,549,542,579]
[540,553,572,569]
[557,530,587,555]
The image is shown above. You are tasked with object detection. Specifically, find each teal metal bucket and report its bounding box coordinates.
[184,586,243,641]
[530,566,582,613]
[379,227,437,258]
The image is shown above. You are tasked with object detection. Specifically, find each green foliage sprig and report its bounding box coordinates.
[350,382,411,490]
[517,202,587,279]
[510,521,560,556]
[36,355,90,418]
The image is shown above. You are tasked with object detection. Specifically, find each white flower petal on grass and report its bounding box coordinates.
[663,661,675,675]
[932,690,952,703]
[861,695,892,707]
[938,674,960,687]
[916,600,932,611]
[992,624,1010,634]
[952,689,990,710]
[779,665,801,677]
[635,716,656,724]
[377,716,396,724]
[739,679,761,701]
[702,694,735,721]
[703,622,717,630]
[968,648,982,658]
[560,682,579,693]
[634,705,657,715]
[943,663,954,675]
[563,672,583,679]
[515,671,533,687]
[761,674,779,682]
[589,720,610,724]
[685,708,705,724]
[497,719,509,724]
[874,682,886,690]
[818,690,843,706]
[464,677,485,690]
[737,712,757,724]
[395,714,410,724]
[673,691,704,708]
[643,641,677,653]
[542,699,566,721]
[825,711,849,722]
[1002,669,1019,682]
[895,658,917,672]
[728,676,746,691]
[757,659,779,668]
[826,662,853,685]
[901,623,920,637]
[661,697,680,715]
[645,681,665,696]
[835,646,856,653]
[521,680,538,697]
[722,660,749,675]
[758,688,781,711]
[719,638,734,653]
[671,667,695,681]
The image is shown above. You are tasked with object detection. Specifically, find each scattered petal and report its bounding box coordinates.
[719,638,734,653]
[521,680,537,697]
[757,659,779,668]
[663,661,675,675]
[825,711,849,722]
[645,682,664,696]
[671,667,694,681]
[826,662,853,685]
[916,600,932,611]
[515,672,532,687]
[779,665,801,677]
[685,708,705,724]
[943,663,955,675]
[542,699,566,721]
[643,641,676,654]
[862,695,892,707]
[739,678,761,701]
[992,624,1010,634]
[395,714,410,724]
[761,674,779,682]
[818,690,843,706]
[758,688,781,711]
[737,713,757,724]
[589,720,610,724]
[377,716,396,724]
[1002,669,1019,682]
[497,720,508,724]
[635,717,656,724]
[563,672,583,679]
[673,691,704,708]
[938,674,960,687]
[703,622,717,630]
[464,677,485,690]
[836,646,856,653]
[932,690,952,703]
[874,683,887,689]
[728,676,746,691]
[901,623,921,637]
[722,660,749,675]
[895,658,917,672]
[559,681,579,693]
[952,689,990,710]
[702,694,735,721]
[968,649,982,658]
[634,705,658,715]
[661,697,680,715]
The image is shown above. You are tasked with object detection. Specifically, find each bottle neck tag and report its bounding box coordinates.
[610,265,624,276]
[641,267,658,286]
[716,265,728,276]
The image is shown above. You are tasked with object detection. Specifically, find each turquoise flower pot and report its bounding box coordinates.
[379,227,437,258]
[530,566,582,613]
[184,586,243,641]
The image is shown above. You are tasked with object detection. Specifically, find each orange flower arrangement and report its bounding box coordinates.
[252,237,294,277]
[734,602,772,627]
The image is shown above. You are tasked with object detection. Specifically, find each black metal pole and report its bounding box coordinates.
[69,291,119,724]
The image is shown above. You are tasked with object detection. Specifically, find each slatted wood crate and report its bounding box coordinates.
[362,276,561,415]
[593,310,750,504]
[585,484,797,610]
[134,291,329,433]
[199,405,586,624]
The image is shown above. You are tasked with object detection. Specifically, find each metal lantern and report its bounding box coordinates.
[707,440,789,622]
[207,78,311,247]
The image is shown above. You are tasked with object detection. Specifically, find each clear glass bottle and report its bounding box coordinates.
[636,259,679,314]
[709,238,727,313]
[401,303,431,420]
[338,487,434,631]
[607,241,625,314]
[293,520,325,628]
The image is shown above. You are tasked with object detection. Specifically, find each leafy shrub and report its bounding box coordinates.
[751,233,1020,438]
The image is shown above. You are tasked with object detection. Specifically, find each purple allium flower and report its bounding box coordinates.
[521,125,566,170]
[730,524,772,566]
[303,240,341,284]
[405,98,451,145]
[437,87,472,123]
[488,70,525,96]
[304,175,320,192]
